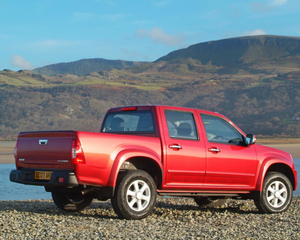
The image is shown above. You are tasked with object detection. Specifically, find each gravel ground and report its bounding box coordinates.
[1,196,300,239]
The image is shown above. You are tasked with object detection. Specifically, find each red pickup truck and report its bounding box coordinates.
[10,105,297,219]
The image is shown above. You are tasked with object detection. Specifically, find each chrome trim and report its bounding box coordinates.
[209,147,220,152]
[57,160,69,163]
[169,144,182,149]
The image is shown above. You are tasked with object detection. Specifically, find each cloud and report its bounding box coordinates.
[135,27,186,46]
[230,6,242,18]
[250,0,288,13]
[73,12,123,22]
[269,0,288,6]
[10,55,34,70]
[120,49,150,60]
[35,40,68,48]
[244,29,267,36]
[154,1,168,7]
[250,2,272,13]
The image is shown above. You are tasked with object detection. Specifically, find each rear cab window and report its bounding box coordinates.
[101,109,155,134]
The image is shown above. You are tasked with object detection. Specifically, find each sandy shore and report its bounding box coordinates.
[1,140,299,165]
[0,141,15,164]
[263,143,300,159]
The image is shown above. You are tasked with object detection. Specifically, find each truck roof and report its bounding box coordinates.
[107,105,228,119]
[105,105,243,135]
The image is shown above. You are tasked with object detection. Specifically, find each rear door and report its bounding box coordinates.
[200,114,258,190]
[159,107,206,189]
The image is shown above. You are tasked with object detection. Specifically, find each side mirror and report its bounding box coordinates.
[245,134,256,145]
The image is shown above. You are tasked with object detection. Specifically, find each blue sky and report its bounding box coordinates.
[1,0,300,71]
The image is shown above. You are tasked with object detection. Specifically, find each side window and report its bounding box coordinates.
[201,114,243,144]
[165,110,198,140]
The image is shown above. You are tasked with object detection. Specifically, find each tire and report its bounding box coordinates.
[52,191,93,212]
[194,197,227,208]
[111,170,157,220]
[254,172,293,213]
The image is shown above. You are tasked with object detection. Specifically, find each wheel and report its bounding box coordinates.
[111,170,157,220]
[254,172,293,213]
[52,191,93,212]
[194,197,227,208]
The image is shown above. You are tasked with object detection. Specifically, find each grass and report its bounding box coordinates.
[0,70,173,91]
[281,119,300,124]
[0,74,47,86]
[74,78,168,91]
[246,82,265,89]
[256,137,300,144]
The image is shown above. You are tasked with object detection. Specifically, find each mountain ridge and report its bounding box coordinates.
[30,35,300,77]
[157,35,300,62]
[32,58,148,76]
[155,35,300,74]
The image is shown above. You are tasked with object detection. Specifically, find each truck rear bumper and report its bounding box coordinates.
[10,169,79,187]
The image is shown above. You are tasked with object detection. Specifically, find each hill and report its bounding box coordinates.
[32,35,300,77]
[1,35,300,139]
[32,58,148,76]
[155,35,300,75]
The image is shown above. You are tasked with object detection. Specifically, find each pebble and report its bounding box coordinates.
[1,196,300,239]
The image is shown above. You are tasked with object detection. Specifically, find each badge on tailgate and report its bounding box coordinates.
[39,139,48,145]
[34,171,52,180]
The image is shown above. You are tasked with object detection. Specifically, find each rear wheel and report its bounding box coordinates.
[194,197,227,208]
[111,170,157,220]
[52,191,93,212]
[254,172,293,213]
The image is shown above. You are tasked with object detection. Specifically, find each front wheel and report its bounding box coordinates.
[52,191,93,212]
[254,172,293,213]
[111,170,157,220]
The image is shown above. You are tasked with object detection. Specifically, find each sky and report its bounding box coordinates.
[1,0,300,71]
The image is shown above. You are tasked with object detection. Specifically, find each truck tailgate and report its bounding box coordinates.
[16,131,75,169]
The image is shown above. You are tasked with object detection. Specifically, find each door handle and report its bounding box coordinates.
[208,147,220,153]
[169,144,182,150]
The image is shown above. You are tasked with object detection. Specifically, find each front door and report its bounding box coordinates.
[200,114,258,190]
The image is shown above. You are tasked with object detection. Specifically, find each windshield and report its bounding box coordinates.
[101,111,155,134]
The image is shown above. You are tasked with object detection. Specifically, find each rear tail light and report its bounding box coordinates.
[14,139,19,159]
[71,137,85,164]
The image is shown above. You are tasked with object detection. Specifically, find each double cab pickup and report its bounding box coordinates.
[10,105,297,219]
